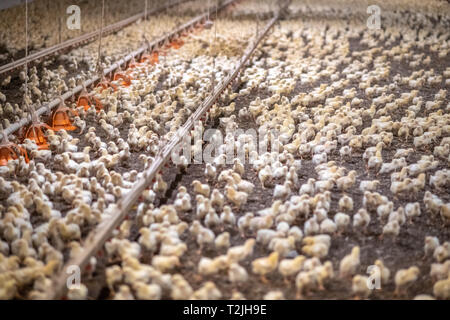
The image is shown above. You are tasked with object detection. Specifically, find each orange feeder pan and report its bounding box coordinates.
[77,94,104,112]
[51,105,77,131]
[128,57,141,69]
[113,71,132,87]
[141,52,159,65]
[97,80,118,93]
[0,139,29,166]
[170,39,184,49]
[24,123,51,150]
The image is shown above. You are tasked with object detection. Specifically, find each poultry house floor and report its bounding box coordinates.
[78,24,449,299]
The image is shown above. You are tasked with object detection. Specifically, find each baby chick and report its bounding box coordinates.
[394,266,420,296]
[338,195,353,213]
[132,282,162,300]
[251,252,279,283]
[192,180,210,197]
[353,209,371,232]
[227,239,256,263]
[374,259,391,285]
[278,256,306,282]
[424,236,440,257]
[113,285,135,300]
[405,202,421,222]
[211,189,224,209]
[220,206,236,225]
[352,275,371,299]
[153,173,168,195]
[215,232,230,250]
[228,263,249,285]
[204,163,217,181]
[433,274,450,299]
[339,246,360,278]
[273,181,292,200]
[225,186,248,209]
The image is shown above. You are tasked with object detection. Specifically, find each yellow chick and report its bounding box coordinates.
[336,171,357,191]
[225,186,248,209]
[113,285,135,300]
[394,266,420,296]
[171,274,193,300]
[374,259,391,285]
[151,255,180,273]
[153,173,167,194]
[105,265,123,292]
[252,252,279,283]
[198,257,223,276]
[339,246,360,278]
[353,209,371,232]
[258,165,273,188]
[433,274,450,299]
[192,180,210,197]
[215,232,230,250]
[228,263,249,285]
[424,236,440,257]
[278,255,306,281]
[67,284,88,300]
[338,195,354,212]
[191,282,222,300]
[211,189,224,209]
[352,275,372,299]
[382,220,400,239]
[227,239,256,263]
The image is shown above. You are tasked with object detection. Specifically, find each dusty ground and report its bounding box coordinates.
[82,19,449,300]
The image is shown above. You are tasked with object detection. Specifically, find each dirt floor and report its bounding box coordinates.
[1,4,449,300]
[79,22,449,299]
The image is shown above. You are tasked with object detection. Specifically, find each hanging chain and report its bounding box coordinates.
[96,0,106,75]
[212,0,218,91]
[145,0,148,21]
[24,0,28,103]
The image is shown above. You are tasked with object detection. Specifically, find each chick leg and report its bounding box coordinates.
[260,275,269,284]
[394,286,402,297]
[295,289,303,300]
[318,281,325,291]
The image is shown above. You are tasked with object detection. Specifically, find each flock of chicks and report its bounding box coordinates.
[1,0,450,300]
[0,0,184,61]
[0,0,210,126]
[0,7,258,299]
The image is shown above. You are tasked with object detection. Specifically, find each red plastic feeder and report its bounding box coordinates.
[0,131,29,166]
[128,56,140,69]
[23,122,51,150]
[51,103,77,132]
[77,94,104,112]
[170,39,184,50]
[113,71,132,87]
[96,78,118,93]
[141,52,159,65]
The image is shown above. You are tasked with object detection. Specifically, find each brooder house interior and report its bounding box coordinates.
[0,0,449,301]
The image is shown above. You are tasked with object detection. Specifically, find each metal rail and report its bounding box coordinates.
[0,0,190,75]
[0,0,237,142]
[45,4,283,300]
